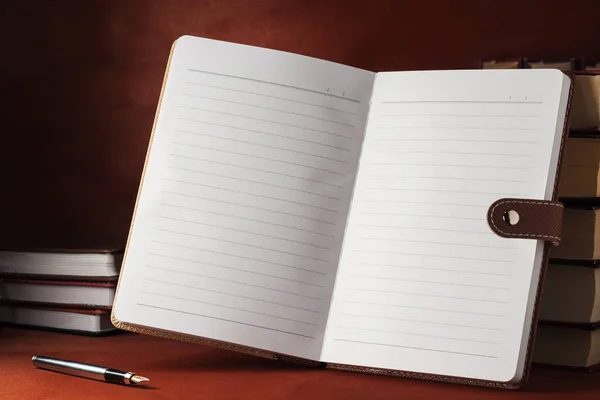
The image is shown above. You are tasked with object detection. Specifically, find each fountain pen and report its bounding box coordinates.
[32,356,150,386]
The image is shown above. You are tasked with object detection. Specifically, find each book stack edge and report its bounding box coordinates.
[0,250,122,335]
[484,57,600,371]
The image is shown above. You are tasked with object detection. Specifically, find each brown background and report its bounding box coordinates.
[1,0,600,250]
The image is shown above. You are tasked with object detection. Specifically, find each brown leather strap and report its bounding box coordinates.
[487,198,564,246]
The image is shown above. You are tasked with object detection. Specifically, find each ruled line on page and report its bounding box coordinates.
[359,200,488,207]
[349,250,514,263]
[143,278,320,313]
[353,237,515,250]
[187,68,360,103]
[363,188,521,196]
[138,304,315,339]
[355,225,493,235]
[343,300,506,317]
[145,264,323,300]
[347,262,511,277]
[332,339,498,358]
[166,174,341,206]
[340,313,505,332]
[371,138,537,144]
[169,154,343,188]
[381,100,541,104]
[185,82,359,115]
[148,253,325,284]
[182,94,355,127]
[347,287,509,303]
[179,107,352,139]
[358,212,485,221]
[171,142,345,175]
[161,191,336,226]
[379,113,539,118]
[154,228,331,263]
[364,175,528,183]
[151,241,327,276]
[141,291,319,326]
[335,326,500,345]
[347,275,509,290]
[365,162,532,170]
[175,128,349,164]
[174,117,352,151]
[155,215,331,250]
[165,174,339,213]
[371,150,534,156]
[375,126,537,131]
[158,202,334,237]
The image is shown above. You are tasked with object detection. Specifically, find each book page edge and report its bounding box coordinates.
[510,71,575,387]
[111,37,180,330]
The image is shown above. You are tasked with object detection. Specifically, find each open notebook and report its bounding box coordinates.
[112,36,572,388]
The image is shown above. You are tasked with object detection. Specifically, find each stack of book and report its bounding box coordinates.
[485,58,600,371]
[0,250,122,335]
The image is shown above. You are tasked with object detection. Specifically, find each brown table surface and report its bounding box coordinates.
[1,328,599,399]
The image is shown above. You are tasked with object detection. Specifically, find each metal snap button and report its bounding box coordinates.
[503,210,520,226]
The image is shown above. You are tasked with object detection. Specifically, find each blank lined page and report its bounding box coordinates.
[322,70,570,382]
[112,36,374,360]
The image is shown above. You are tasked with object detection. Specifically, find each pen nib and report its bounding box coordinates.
[130,375,150,384]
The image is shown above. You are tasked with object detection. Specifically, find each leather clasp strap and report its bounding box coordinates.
[487,198,564,246]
